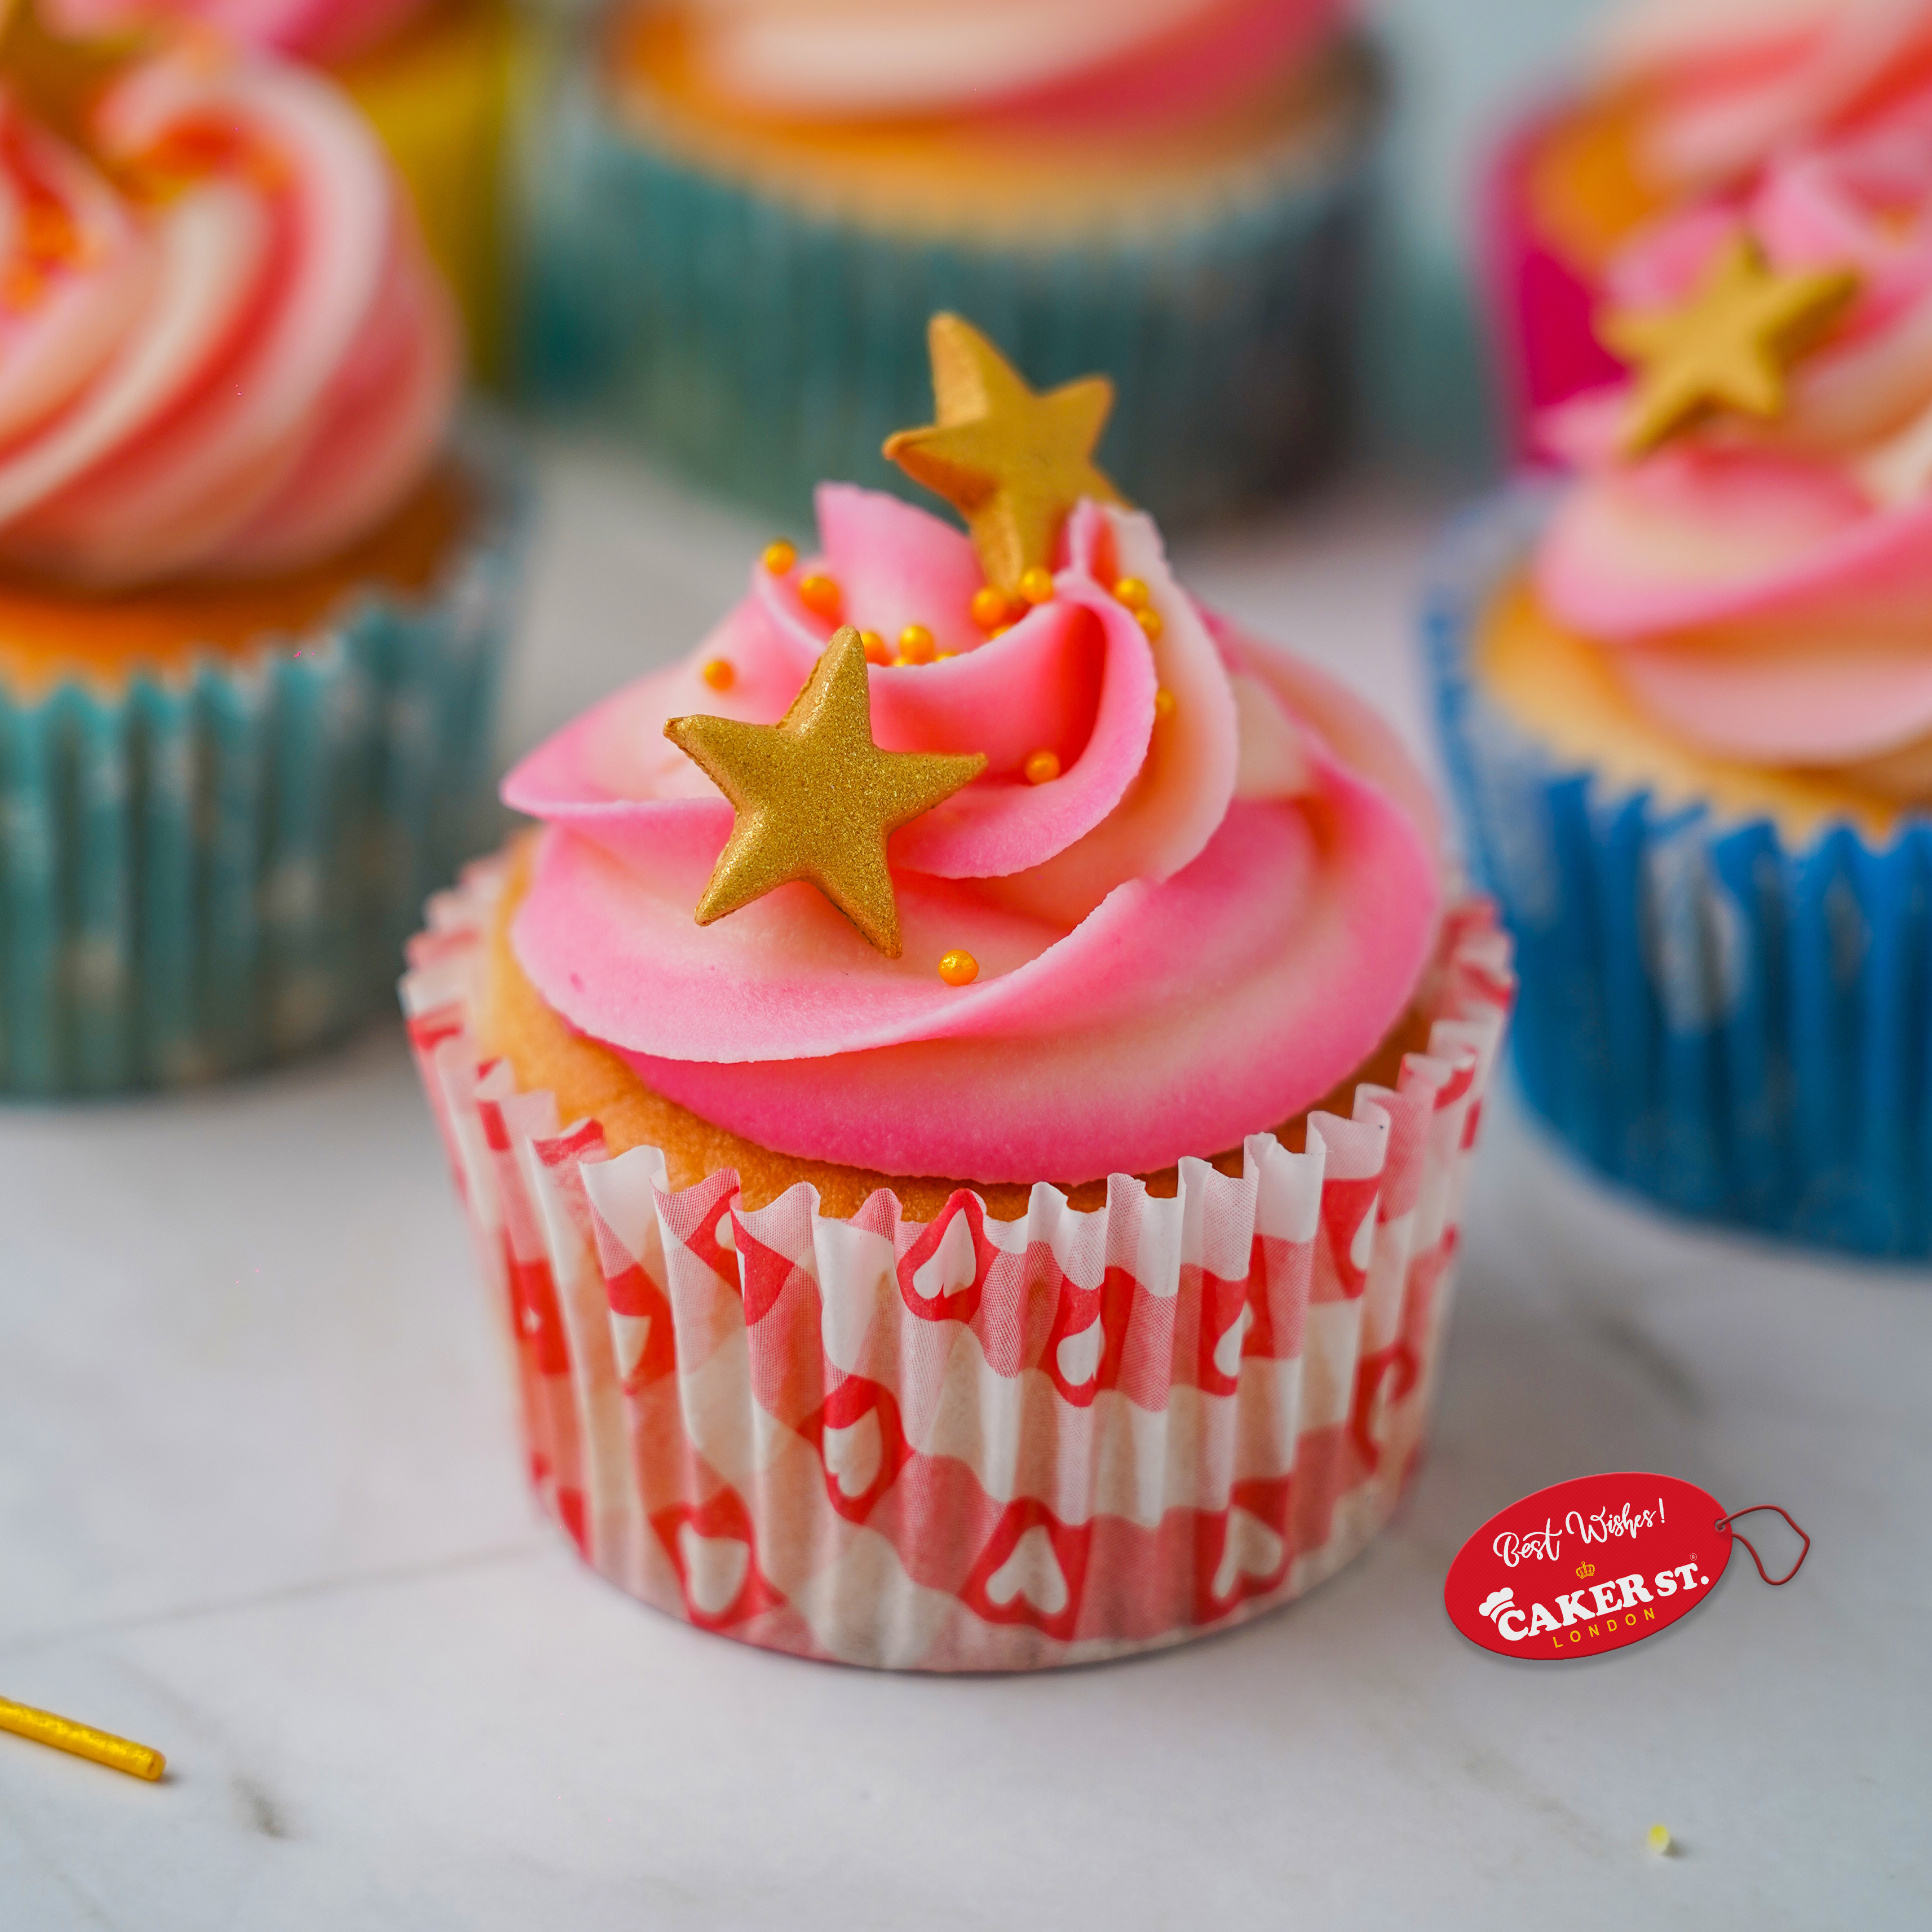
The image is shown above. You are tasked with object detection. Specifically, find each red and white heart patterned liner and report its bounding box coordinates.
[403,857,1514,1671]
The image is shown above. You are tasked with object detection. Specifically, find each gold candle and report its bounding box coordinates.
[0,1694,166,1782]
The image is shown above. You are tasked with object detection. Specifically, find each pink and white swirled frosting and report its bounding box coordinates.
[1536,96,1932,772]
[0,41,457,587]
[43,0,431,64]
[503,487,1443,1185]
[671,0,1351,128]
[1601,0,1932,191]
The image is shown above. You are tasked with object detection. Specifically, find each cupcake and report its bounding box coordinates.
[405,317,1513,1669]
[43,0,523,373]
[1434,107,1932,1254]
[1487,0,1932,453]
[521,0,1384,527]
[0,28,524,1091]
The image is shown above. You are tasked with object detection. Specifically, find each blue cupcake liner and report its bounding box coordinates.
[1426,487,1932,1259]
[0,417,528,1095]
[517,38,1384,529]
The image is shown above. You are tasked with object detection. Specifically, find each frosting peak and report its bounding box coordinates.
[663,0,1351,128]
[504,483,1441,1184]
[1601,0,1932,192]
[1536,101,1932,775]
[0,38,458,587]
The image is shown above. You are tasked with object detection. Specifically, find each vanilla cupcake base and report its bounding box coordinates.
[403,854,1512,1670]
[470,835,1449,1222]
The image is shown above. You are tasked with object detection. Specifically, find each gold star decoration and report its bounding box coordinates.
[664,626,986,958]
[882,313,1128,595]
[1599,231,1860,457]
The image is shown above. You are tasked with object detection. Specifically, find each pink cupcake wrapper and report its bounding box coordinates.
[402,857,1514,1671]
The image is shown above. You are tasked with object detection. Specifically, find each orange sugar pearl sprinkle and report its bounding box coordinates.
[1135,606,1164,643]
[1024,749,1061,785]
[1019,566,1055,605]
[135,123,249,189]
[22,201,78,264]
[701,657,735,691]
[762,540,797,576]
[896,624,935,665]
[798,574,842,618]
[2,262,43,311]
[938,949,979,987]
[860,630,893,666]
[1113,576,1150,609]
[1153,688,1177,720]
[970,585,1013,631]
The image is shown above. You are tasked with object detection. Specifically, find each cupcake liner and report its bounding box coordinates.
[401,856,1512,1671]
[517,41,1385,529]
[0,419,527,1095]
[1427,487,1932,1258]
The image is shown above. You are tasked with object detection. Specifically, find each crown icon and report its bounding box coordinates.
[1575,1560,1596,1579]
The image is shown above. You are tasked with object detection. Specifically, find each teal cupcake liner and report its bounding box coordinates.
[1426,487,1932,1259]
[519,39,1385,528]
[0,419,528,1095]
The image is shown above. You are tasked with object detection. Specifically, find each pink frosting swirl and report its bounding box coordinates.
[1602,0,1932,193]
[670,0,1351,129]
[0,40,458,587]
[1493,3,1932,453]
[502,487,1442,1185]
[1535,96,1932,769]
[43,0,432,65]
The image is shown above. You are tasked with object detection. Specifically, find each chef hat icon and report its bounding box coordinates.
[1478,1587,1514,1620]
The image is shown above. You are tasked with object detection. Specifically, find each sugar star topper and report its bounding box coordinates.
[665,626,986,957]
[1599,231,1860,457]
[883,313,1128,594]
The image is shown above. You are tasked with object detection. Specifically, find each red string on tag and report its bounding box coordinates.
[1714,1505,1809,1585]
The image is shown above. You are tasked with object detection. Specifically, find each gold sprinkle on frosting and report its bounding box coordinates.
[798,573,842,619]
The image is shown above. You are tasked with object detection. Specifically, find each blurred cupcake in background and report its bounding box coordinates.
[44,0,523,372]
[523,0,1385,527]
[1433,96,1932,1253]
[0,16,525,1091]
[1487,0,1932,454]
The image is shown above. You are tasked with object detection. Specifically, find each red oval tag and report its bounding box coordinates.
[1445,1472,1731,1660]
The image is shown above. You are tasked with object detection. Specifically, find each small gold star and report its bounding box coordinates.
[1599,231,1859,457]
[883,313,1128,594]
[664,626,986,958]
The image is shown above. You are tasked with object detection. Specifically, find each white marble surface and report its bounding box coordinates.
[2,445,1928,1930]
